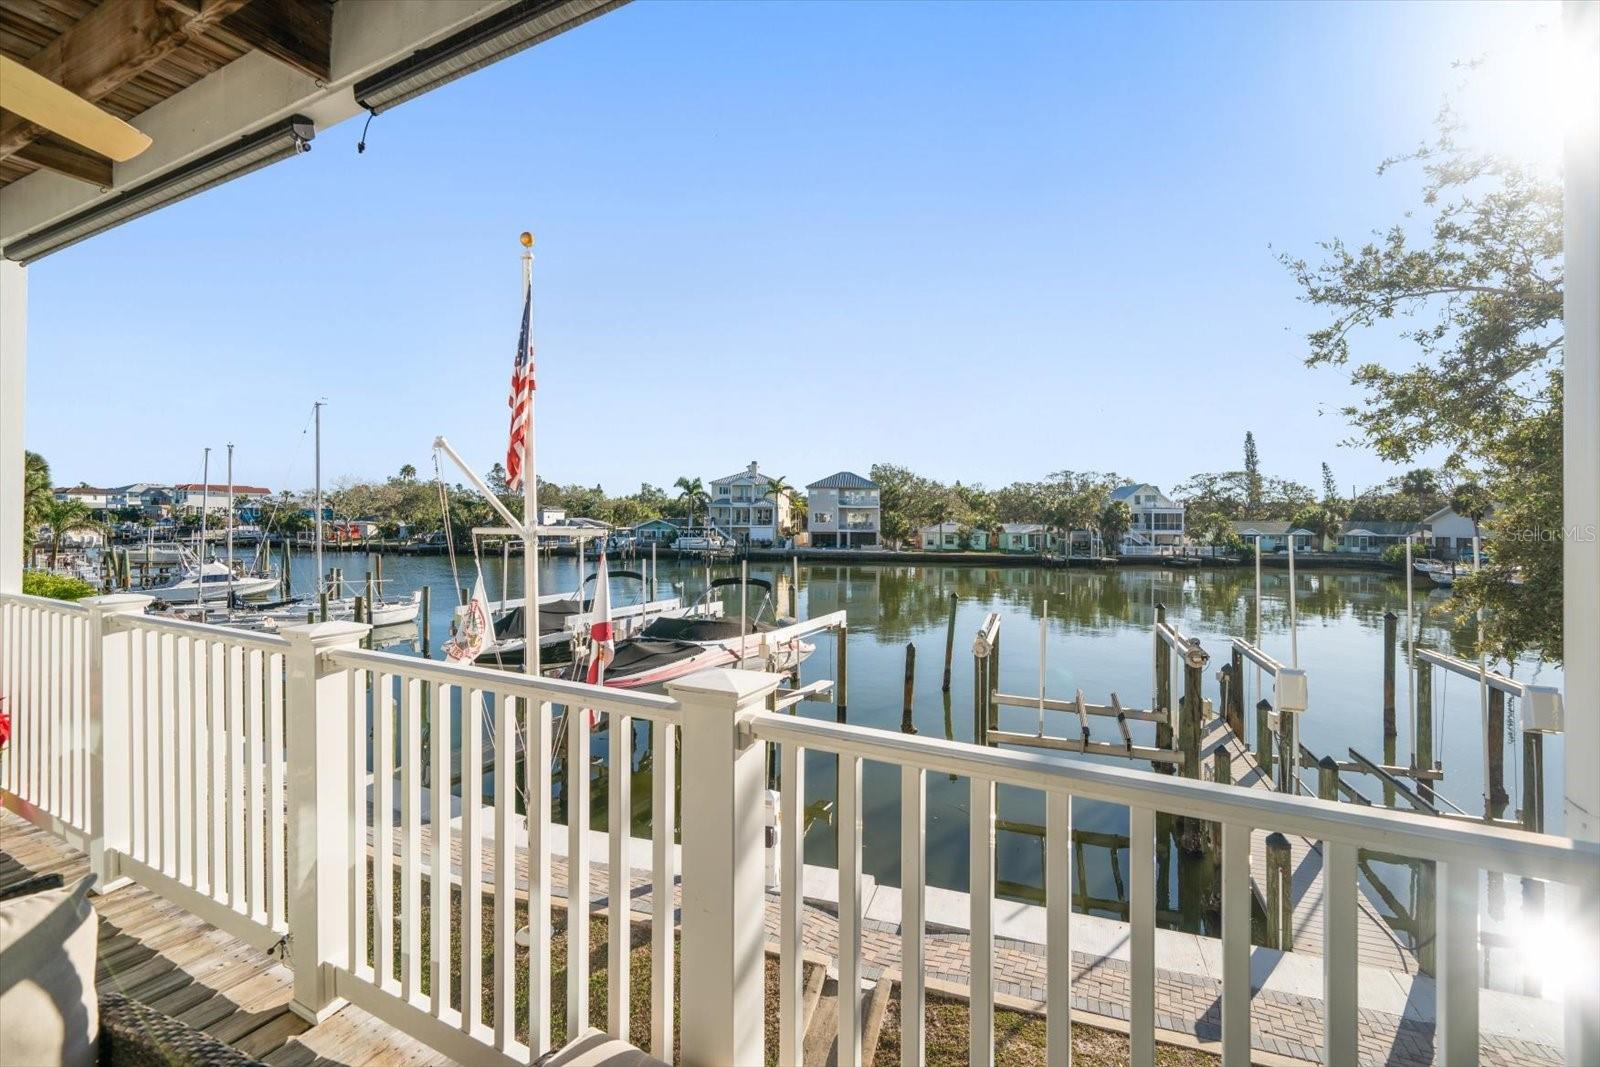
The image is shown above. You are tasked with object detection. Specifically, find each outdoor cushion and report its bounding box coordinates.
[0,873,99,1067]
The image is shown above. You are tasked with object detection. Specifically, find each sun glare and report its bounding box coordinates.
[1448,4,1566,170]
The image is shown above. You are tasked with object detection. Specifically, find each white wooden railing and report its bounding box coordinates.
[1,593,91,842]
[3,591,1599,1067]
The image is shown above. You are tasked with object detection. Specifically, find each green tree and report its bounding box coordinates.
[1098,499,1132,553]
[1321,462,1339,504]
[22,451,52,552]
[40,498,99,568]
[1243,432,1262,514]
[673,476,710,529]
[1449,481,1493,551]
[398,464,418,481]
[1291,504,1344,552]
[1283,113,1562,659]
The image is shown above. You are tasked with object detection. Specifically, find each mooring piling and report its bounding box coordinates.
[1488,688,1509,820]
[1318,754,1341,802]
[942,592,957,692]
[1383,610,1398,739]
[1415,659,1435,802]
[1256,699,1274,780]
[902,642,917,734]
[1265,832,1293,950]
[835,622,849,722]
[420,585,431,657]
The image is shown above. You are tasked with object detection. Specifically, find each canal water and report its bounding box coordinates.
[245,548,1566,989]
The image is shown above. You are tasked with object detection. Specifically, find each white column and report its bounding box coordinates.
[0,259,25,595]
[1564,7,1600,1066]
[84,594,153,891]
[281,619,369,1022]
[669,668,782,1067]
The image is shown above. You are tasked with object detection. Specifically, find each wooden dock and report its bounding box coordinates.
[0,809,456,1067]
[1199,717,1419,974]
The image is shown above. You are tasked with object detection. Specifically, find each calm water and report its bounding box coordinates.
[233,547,1566,986]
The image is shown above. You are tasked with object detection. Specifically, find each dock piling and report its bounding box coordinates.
[1215,746,1232,787]
[1265,832,1293,951]
[1255,699,1274,780]
[1318,755,1340,802]
[1521,731,1545,832]
[1154,604,1173,773]
[1488,688,1509,819]
[902,642,917,733]
[420,585,431,657]
[835,623,848,722]
[1383,611,1398,739]
[942,592,957,692]
[1415,661,1435,803]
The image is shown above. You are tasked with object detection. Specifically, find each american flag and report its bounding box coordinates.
[505,287,535,491]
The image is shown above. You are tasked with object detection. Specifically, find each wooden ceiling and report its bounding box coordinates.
[0,0,333,188]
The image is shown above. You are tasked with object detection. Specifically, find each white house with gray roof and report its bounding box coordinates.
[707,461,793,546]
[1111,483,1185,552]
[806,471,879,547]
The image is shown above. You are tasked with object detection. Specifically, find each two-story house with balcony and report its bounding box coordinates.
[172,483,273,516]
[1111,483,1185,553]
[706,461,792,546]
[805,471,880,547]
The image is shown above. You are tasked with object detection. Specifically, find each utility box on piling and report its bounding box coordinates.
[1274,669,1308,714]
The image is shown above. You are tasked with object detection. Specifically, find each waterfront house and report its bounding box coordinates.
[632,517,687,544]
[52,485,119,515]
[999,522,1054,553]
[1338,519,1424,555]
[707,461,792,546]
[117,483,175,518]
[1111,484,1186,552]
[1423,505,1492,560]
[806,471,880,547]
[919,521,985,551]
[172,483,272,515]
[1232,520,1315,553]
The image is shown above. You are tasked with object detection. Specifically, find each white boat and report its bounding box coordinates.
[458,569,696,668]
[588,576,814,690]
[250,589,422,630]
[145,558,281,604]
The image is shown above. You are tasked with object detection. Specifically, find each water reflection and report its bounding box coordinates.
[317,549,1560,990]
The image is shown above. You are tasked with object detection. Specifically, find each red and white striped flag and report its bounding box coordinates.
[585,553,615,686]
[505,287,535,492]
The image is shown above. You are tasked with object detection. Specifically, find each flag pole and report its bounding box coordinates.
[521,232,541,679]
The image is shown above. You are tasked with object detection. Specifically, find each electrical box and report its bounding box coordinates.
[1275,669,1309,714]
[1523,685,1564,733]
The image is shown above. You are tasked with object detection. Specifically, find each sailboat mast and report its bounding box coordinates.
[521,233,541,678]
[198,447,210,612]
[314,401,324,602]
[226,443,235,609]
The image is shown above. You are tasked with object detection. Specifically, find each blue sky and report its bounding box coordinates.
[25,0,1562,498]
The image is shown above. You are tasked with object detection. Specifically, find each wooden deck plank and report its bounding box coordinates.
[0,808,456,1067]
[1200,718,1417,973]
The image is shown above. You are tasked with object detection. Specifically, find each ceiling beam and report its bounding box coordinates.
[215,0,333,83]
[0,0,252,165]
[13,136,112,187]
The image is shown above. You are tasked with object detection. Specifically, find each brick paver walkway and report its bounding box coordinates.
[401,824,1562,1067]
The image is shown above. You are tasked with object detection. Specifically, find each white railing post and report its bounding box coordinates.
[84,594,152,891]
[282,620,368,1022]
[669,668,783,1067]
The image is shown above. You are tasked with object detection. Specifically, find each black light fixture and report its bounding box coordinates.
[353,0,625,115]
[5,115,315,263]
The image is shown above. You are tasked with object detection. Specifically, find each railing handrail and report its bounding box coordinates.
[747,712,1600,886]
[323,645,684,724]
[1231,636,1286,676]
[1,591,89,614]
[108,610,293,655]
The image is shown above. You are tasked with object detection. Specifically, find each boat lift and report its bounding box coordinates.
[971,609,1186,768]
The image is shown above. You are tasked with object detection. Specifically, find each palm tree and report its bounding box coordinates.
[674,476,709,529]
[763,475,794,535]
[1450,482,1493,559]
[23,451,52,548]
[41,498,99,569]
